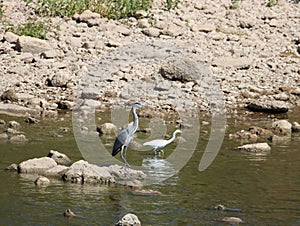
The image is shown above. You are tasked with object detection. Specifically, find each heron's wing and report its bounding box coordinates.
[112,126,131,156]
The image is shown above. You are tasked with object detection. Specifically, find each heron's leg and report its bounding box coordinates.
[121,146,130,168]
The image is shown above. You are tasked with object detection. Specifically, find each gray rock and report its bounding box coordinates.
[97,122,117,135]
[160,58,210,83]
[62,160,114,184]
[63,209,76,217]
[135,10,148,19]
[45,165,69,176]
[5,163,18,171]
[1,89,18,102]
[198,24,216,33]
[142,27,161,37]
[109,164,146,186]
[116,213,141,226]
[154,81,171,91]
[8,120,21,129]
[235,142,271,153]
[18,157,57,174]
[41,50,59,59]
[274,93,289,101]
[47,150,71,166]
[74,10,101,26]
[34,176,50,186]
[221,217,243,224]
[292,122,300,132]
[271,120,292,135]
[49,69,72,87]
[10,134,28,143]
[24,117,39,124]
[57,100,76,110]
[15,36,52,54]
[212,57,254,69]
[0,119,5,125]
[3,31,19,43]
[0,133,9,140]
[291,87,300,96]
[245,100,289,113]
[0,103,39,116]
[229,130,258,141]
[248,126,273,137]
[16,52,34,63]
[161,24,183,37]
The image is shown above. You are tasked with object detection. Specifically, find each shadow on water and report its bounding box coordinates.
[0,108,300,225]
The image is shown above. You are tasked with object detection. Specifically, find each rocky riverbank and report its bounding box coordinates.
[0,0,299,118]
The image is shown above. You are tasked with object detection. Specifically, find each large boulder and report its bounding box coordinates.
[18,157,57,174]
[159,58,210,83]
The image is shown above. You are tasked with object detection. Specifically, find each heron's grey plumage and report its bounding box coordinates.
[112,102,146,166]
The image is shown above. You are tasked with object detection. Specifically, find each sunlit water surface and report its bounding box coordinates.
[0,108,300,225]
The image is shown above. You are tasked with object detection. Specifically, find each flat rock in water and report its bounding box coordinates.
[63,160,113,184]
[235,142,271,153]
[221,216,243,223]
[245,100,288,113]
[18,157,57,174]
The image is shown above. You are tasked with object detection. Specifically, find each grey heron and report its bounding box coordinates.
[143,129,182,155]
[112,102,147,167]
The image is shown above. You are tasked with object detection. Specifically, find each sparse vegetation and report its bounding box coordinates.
[7,20,50,39]
[230,0,242,9]
[25,0,154,19]
[267,0,278,7]
[164,0,180,10]
[1,0,181,39]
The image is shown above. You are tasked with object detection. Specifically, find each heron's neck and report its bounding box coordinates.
[132,107,138,132]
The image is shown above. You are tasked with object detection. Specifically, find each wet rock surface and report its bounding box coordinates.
[12,151,146,187]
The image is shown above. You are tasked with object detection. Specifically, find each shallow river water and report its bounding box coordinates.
[0,108,300,225]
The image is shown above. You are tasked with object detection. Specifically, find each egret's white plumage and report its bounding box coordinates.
[143,129,182,154]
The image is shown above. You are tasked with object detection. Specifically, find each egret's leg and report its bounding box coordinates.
[121,146,130,168]
[158,149,164,157]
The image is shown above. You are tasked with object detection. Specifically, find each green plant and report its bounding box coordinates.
[25,0,153,20]
[0,1,3,18]
[267,0,278,7]
[229,0,241,9]
[8,20,49,39]
[164,0,180,10]
[103,0,153,19]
